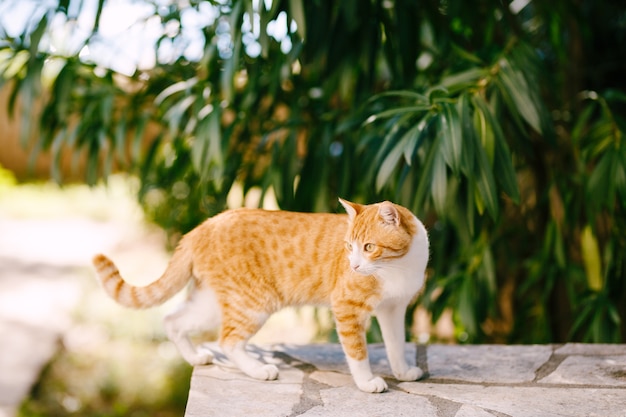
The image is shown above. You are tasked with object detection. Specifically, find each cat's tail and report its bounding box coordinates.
[92,239,193,309]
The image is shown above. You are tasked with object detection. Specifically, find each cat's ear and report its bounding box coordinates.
[378,201,400,226]
[338,198,363,221]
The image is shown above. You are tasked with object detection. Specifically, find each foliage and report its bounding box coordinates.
[1,0,625,343]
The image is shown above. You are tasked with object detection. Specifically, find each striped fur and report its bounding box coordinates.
[92,199,429,393]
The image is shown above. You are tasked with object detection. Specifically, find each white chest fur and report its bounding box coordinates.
[375,218,429,304]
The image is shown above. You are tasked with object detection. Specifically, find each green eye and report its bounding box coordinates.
[345,242,353,251]
[364,243,375,252]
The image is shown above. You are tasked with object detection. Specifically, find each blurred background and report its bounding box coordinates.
[1,0,625,415]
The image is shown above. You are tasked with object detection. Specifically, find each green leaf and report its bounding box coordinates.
[458,93,476,176]
[472,133,499,219]
[581,225,603,291]
[29,14,48,58]
[497,57,542,134]
[403,113,433,165]
[473,94,520,203]
[369,90,429,104]
[473,98,495,165]
[414,140,440,211]
[458,274,478,336]
[1,49,29,80]
[431,150,448,216]
[155,77,198,106]
[587,150,617,210]
[438,102,463,174]
[289,0,306,40]
[376,130,411,191]
[365,105,431,124]
[440,67,487,93]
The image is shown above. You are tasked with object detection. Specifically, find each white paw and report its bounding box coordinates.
[356,376,388,393]
[248,364,279,381]
[185,349,214,366]
[395,366,424,381]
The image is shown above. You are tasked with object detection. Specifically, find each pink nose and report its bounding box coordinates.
[351,263,360,271]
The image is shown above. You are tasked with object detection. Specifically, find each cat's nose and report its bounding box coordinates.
[351,263,360,271]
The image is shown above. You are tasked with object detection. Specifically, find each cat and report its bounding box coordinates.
[92,198,429,393]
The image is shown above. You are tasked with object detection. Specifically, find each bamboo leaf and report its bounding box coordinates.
[473,97,495,165]
[431,150,447,216]
[155,77,198,106]
[164,95,195,135]
[473,94,520,203]
[458,93,475,176]
[369,90,429,104]
[581,225,603,291]
[497,57,542,134]
[376,129,412,191]
[587,150,617,209]
[414,139,440,211]
[403,113,433,165]
[1,49,29,80]
[365,105,431,124]
[473,133,499,219]
[28,14,48,58]
[438,102,463,174]
[440,67,487,93]
[459,274,478,336]
[289,0,306,40]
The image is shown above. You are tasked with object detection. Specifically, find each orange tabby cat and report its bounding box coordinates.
[92,198,429,393]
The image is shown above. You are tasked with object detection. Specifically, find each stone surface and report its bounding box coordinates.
[555,343,626,356]
[276,343,416,377]
[185,343,626,417]
[299,386,437,417]
[426,344,553,383]
[401,383,626,417]
[539,354,626,386]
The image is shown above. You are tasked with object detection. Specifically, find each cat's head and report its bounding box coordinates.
[339,198,418,275]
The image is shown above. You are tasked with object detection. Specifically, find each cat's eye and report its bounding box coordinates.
[364,243,376,252]
[345,242,353,251]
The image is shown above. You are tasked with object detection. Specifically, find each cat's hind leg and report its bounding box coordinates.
[219,311,278,380]
[164,287,221,366]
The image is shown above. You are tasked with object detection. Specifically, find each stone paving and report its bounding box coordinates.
[185,342,626,417]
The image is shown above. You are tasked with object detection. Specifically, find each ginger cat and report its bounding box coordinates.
[92,198,429,393]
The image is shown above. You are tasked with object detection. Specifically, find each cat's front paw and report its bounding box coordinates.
[395,366,424,382]
[248,364,279,381]
[356,376,388,393]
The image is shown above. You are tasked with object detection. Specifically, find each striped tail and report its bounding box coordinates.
[92,241,193,309]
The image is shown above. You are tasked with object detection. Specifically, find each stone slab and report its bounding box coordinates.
[400,382,626,417]
[186,364,304,416]
[426,344,552,383]
[276,343,417,378]
[539,355,626,386]
[555,343,626,356]
[185,343,626,417]
[299,386,437,417]
[455,404,498,417]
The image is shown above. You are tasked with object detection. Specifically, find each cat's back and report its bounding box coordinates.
[189,208,348,262]
[188,208,349,304]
